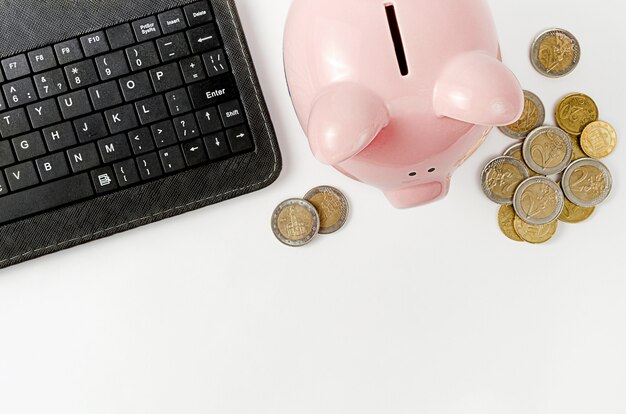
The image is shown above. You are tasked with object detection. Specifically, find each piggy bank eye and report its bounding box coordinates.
[385,3,409,77]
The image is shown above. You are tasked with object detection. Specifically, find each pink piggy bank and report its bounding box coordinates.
[284,0,524,208]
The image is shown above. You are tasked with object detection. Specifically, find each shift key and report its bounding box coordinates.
[187,74,237,109]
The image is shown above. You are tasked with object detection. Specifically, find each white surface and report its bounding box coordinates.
[1,0,624,413]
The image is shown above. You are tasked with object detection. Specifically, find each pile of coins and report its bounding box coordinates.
[481,29,617,244]
[271,186,349,247]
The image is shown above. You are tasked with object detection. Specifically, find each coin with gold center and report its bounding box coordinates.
[271,199,320,247]
[559,197,595,224]
[504,143,538,176]
[531,28,580,78]
[522,126,573,175]
[513,215,558,244]
[562,158,612,208]
[556,93,599,136]
[513,177,565,226]
[304,186,349,234]
[498,205,524,242]
[499,90,546,139]
[569,134,587,161]
[481,156,530,205]
[580,121,617,159]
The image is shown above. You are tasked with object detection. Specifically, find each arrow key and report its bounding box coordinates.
[203,132,230,161]
[182,138,209,166]
[186,24,220,54]
[226,125,254,154]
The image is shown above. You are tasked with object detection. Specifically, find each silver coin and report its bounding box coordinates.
[522,126,573,175]
[503,142,523,158]
[498,90,546,139]
[481,156,531,205]
[304,186,349,235]
[513,177,565,226]
[562,158,613,208]
[531,28,581,78]
[271,199,320,247]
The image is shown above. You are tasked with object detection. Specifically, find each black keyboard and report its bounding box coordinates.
[0,0,258,226]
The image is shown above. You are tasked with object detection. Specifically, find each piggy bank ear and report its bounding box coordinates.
[307,84,390,165]
[433,52,524,126]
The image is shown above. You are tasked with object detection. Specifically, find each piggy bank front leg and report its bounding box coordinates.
[306,83,390,165]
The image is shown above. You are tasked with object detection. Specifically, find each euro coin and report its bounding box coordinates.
[569,134,587,161]
[481,156,530,205]
[531,28,581,78]
[504,143,538,176]
[561,158,612,208]
[304,186,349,234]
[580,121,617,159]
[556,93,599,136]
[498,205,524,242]
[513,177,565,226]
[559,197,595,224]
[514,215,558,244]
[271,199,320,247]
[522,126,573,175]
[499,90,546,139]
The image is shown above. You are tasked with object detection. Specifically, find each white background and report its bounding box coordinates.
[1,0,624,413]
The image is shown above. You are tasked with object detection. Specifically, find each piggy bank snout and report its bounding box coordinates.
[385,180,450,209]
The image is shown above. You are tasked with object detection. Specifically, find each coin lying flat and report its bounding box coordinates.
[531,28,581,78]
[271,199,320,247]
[513,177,565,226]
[514,215,558,244]
[504,143,538,176]
[498,205,524,242]
[569,134,587,161]
[481,156,530,205]
[499,90,546,139]
[556,93,599,136]
[580,121,617,159]
[562,158,612,208]
[522,126,573,175]
[304,186,349,234]
[559,196,595,224]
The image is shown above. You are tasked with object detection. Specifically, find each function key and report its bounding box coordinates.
[1,55,31,81]
[132,16,162,42]
[54,39,84,65]
[28,47,57,73]
[106,23,136,50]
[158,8,188,34]
[80,31,110,57]
[184,1,213,26]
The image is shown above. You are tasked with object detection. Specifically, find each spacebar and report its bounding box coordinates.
[0,174,94,225]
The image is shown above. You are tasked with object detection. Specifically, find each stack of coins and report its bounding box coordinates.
[271,186,349,247]
[481,29,617,244]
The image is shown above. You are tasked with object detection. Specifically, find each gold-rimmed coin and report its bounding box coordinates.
[522,126,573,175]
[580,121,617,159]
[513,177,565,226]
[481,156,530,205]
[271,199,320,247]
[561,158,612,208]
[531,28,581,78]
[559,197,595,224]
[513,216,558,244]
[498,205,524,242]
[304,186,349,234]
[569,134,587,161]
[499,90,546,139]
[556,93,599,136]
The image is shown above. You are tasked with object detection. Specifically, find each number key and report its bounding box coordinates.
[125,42,160,71]
[65,60,99,90]
[34,68,68,99]
[95,51,130,81]
[3,78,37,108]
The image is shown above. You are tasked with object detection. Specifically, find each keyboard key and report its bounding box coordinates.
[180,55,206,84]
[149,63,183,93]
[88,80,123,110]
[136,152,163,180]
[0,174,8,196]
[135,95,168,125]
[58,89,92,119]
[203,49,229,77]
[74,113,108,143]
[43,122,78,152]
[27,98,62,129]
[0,141,16,167]
[5,161,39,191]
[12,131,46,161]
[80,31,110,57]
[126,42,160,72]
[36,152,70,182]
[204,132,230,160]
[196,107,221,134]
[28,47,57,73]
[2,54,31,80]
[0,94,6,112]
[65,60,99,89]
[91,166,119,194]
[158,8,187,34]
[151,120,177,148]
[34,68,69,99]
[95,51,130,80]
[165,88,192,115]
[106,24,136,50]
[156,32,190,62]
[128,127,155,155]
[119,72,153,101]
[173,113,199,141]
[159,146,185,173]
[226,125,254,154]
[3,78,37,108]
[104,104,139,134]
[132,16,162,42]
[98,134,131,163]
[113,159,140,187]
[218,100,245,128]
[187,74,237,109]
[54,39,84,65]
[182,138,208,166]
[67,143,101,173]
[0,108,30,138]
[187,24,220,54]
[184,1,213,26]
